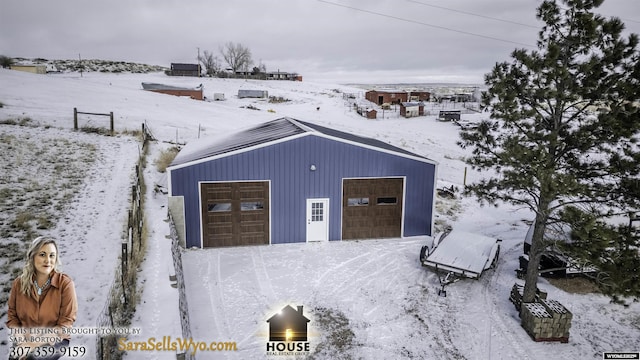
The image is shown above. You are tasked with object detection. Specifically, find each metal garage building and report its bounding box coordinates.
[167,117,437,248]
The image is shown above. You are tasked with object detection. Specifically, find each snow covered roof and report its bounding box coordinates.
[366,89,407,94]
[141,82,202,91]
[169,117,434,168]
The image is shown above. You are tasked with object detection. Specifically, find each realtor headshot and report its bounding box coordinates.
[6,236,78,360]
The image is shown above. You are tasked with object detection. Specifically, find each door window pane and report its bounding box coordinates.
[241,201,264,211]
[208,203,231,212]
[348,197,369,206]
[377,197,397,205]
[312,202,324,221]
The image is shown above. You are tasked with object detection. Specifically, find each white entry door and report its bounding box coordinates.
[306,198,329,242]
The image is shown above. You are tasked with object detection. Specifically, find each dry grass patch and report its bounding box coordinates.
[309,307,359,360]
[0,124,98,330]
[547,276,601,294]
[0,117,37,126]
[154,146,180,173]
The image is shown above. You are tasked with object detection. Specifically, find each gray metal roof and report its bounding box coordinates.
[293,119,428,159]
[169,117,432,168]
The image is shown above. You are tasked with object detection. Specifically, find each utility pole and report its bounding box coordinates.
[197,47,201,77]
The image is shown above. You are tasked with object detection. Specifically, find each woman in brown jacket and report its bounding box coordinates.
[7,236,78,360]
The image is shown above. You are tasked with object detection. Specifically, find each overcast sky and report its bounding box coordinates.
[2,0,639,84]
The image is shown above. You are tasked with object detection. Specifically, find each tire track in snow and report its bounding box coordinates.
[318,242,401,301]
[418,296,467,359]
[316,239,420,298]
[250,246,277,305]
[481,244,532,360]
[399,266,467,359]
[199,251,229,339]
[313,247,372,288]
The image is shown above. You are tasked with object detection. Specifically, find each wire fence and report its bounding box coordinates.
[95,123,152,360]
[169,212,194,360]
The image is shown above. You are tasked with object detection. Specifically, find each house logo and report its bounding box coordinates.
[265,305,311,355]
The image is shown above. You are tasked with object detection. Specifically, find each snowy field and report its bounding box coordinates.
[0,68,638,359]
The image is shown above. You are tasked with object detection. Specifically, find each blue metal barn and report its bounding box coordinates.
[167,117,437,248]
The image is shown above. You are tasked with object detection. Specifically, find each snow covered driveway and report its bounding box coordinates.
[181,235,640,360]
[182,237,517,359]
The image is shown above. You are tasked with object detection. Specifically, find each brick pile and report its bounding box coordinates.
[508,283,547,311]
[509,283,572,343]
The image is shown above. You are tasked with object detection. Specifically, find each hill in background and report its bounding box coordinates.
[8,57,167,73]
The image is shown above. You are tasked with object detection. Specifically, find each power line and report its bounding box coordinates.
[315,0,535,48]
[409,0,639,27]
[600,13,640,24]
[405,0,539,29]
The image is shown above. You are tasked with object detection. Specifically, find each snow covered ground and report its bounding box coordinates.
[0,69,638,359]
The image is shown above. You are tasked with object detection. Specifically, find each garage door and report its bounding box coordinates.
[342,178,403,240]
[200,181,269,247]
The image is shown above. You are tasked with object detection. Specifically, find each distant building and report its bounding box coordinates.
[437,93,473,103]
[10,64,47,74]
[438,110,461,122]
[234,70,253,77]
[238,89,268,99]
[400,102,425,118]
[366,109,377,119]
[141,82,204,100]
[453,93,473,102]
[45,64,60,73]
[408,91,431,102]
[266,71,302,81]
[365,90,408,105]
[169,63,200,77]
[354,104,377,119]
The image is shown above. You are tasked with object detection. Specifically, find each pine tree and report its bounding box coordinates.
[0,55,13,69]
[459,0,640,303]
[556,206,640,303]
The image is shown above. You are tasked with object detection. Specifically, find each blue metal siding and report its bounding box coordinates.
[170,134,435,247]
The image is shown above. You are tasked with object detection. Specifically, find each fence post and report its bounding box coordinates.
[121,242,128,277]
[121,269,127,307]
[464,167,468,187]
[73,107,78,130]
[108,304,114,328]
[110,112,114,134]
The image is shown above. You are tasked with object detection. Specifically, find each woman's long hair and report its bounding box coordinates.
[19,236,62,295]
